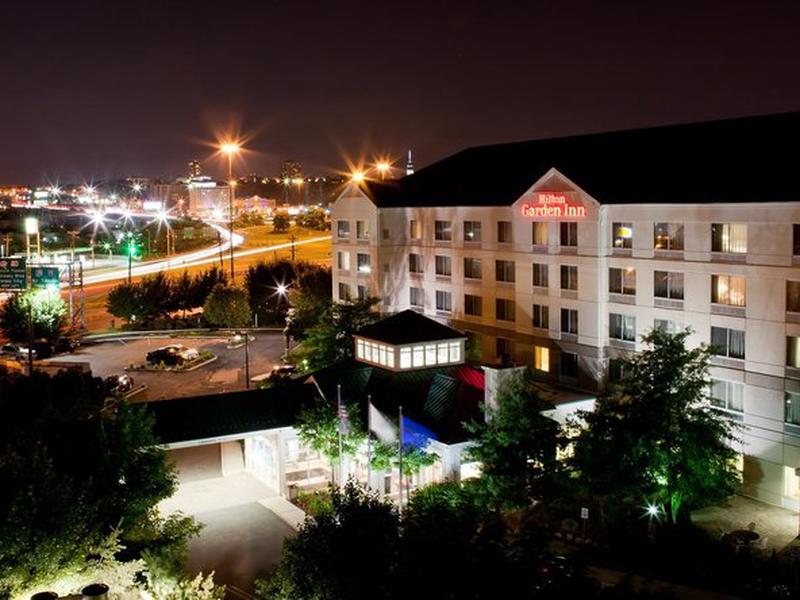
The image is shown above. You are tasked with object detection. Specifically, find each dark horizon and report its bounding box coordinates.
[3,0,800,184]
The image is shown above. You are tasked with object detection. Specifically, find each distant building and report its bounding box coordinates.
[280,160,303,181]
[406,150,414,176]
[150,182,188,211]
[188,159,202,179]
[187,177,232,216]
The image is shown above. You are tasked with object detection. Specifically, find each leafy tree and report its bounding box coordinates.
[0,287,67,344]
[106,282,139,324]
[0,371,192,597]
[572,327,741,526]
[256,481,399,600]
[272,212,290,233]
[172,270,194,316]
[369,441,437,477]
[202,284,250,328]
[286,264,332,340]
[296,208,329,230]
[244,259,297,325]
[465,368,562,509]
[190,266,228,309]
[296,400,366,483]
[105,273,174,326]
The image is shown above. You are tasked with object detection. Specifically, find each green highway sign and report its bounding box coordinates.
[31,266,61,289]
[0,257,27,291]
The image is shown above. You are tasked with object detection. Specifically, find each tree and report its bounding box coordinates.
[465,368,563,509]
[272,212,290,233]
[106,282,139,324]
[105,273,174,326]
[296,208,329,231]
[190,267,228,309]
[369,441,437,477]
[0,288,67,344]
[202,284,250,328]
[0,370,192,597]
[244,259,297,325]
[286,264,332,340]
[296,400,366,482]
[172,270,194,316]
[571,327,741,526]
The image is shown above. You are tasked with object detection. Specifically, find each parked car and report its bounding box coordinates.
[0,344,36,361]
[268,363,297,382]
[55,337,80,353]
[105,373,135,395]
[146,344,198,366]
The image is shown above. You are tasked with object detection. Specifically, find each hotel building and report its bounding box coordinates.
[330,112,800,509]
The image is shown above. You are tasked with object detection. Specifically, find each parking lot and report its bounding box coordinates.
[45,332,289,401]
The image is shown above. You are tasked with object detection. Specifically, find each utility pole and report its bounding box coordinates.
[228,155,236,282]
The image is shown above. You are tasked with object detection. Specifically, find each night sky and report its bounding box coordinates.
[3,0,800,184]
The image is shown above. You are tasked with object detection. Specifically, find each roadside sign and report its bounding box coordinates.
[31,266,61,289]
[0,257,26,291]
[580,507,589,520]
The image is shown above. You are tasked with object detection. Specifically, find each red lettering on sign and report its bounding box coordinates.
[520,192,587,219]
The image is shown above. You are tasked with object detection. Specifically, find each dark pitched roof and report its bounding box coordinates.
[147,384,317,445]
[354,309,465,345]
[360,111,800,207]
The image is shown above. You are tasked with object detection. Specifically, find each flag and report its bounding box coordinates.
[337,395,350,435]
[369,402,398,444]
[401,415,437,450]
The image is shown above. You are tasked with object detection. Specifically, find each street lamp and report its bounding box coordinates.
[375,160,391,180]
[275,283,292,359]
[220,142,241,282]
[350,170,365,183]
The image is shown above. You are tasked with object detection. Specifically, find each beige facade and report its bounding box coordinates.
[331,167,800,510]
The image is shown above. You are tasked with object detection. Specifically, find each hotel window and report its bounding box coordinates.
[409,253,423,274]
[356,339,365,359]
[654,318,679,334]
[338,283,351,301]
[436,290,452,312]
[449,341,461,363]
[464,294,482,316]
[435,255,452,277]
[425,344,437,366]
[495,260,515,283]
[794,224,800,256]
[409,286,424,307]
[787,336,800,368]
[710,379,744,413]
[357,253,371,273]
[560,222,578,246]
[711,326,745,360]
[463,220,482,242]
[534,345,550,372]
[409,219,421,240]
[561,308,578,334]
[357,285,368,300]
[337,251,350,270]
[561,351,578,378]
[497,221,512,243]
[787,281,800,312]
[561,265,578,291]
[337,220,350,238]
[400,347,412,369]
[434,220,452,241]
[532,304,549,329]
[654,222,684,250]
[464,257,482,279]
[356,220,369,240]
[532,222,548,246]
[654,271,684,300]
[532,263,549,287]
[711,223,747,253]
[496,337,512,360]
[786,391,800,425]
[711,274,746,306]
[496,298,515,322]
[612,222,633,249]
[609,267,636,295]
[609,313,636,342]
[412,345,425,368]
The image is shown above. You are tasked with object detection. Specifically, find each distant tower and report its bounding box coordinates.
[405,150,414,176]
[188,159,202,179]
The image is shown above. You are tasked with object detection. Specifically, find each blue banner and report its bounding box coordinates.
[401,415,437,450]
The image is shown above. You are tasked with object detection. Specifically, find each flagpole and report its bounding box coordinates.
[366,394,372,491]
[337,384,343,487]
[398,405,404,516]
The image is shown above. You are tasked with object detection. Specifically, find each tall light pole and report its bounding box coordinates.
[221,142,240,282]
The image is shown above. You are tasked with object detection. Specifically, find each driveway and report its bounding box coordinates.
[46,332,287,401]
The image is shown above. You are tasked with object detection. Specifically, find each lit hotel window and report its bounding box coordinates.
[710,379,744,412]
[654,222,684,250]
[788,281,800,312]
[356,220,370,240]
[711,326,745,360]
[609,313,636,342]
[337,220,350,238]
[609,267,636,295]
[409,219,421,240]
[337,251,350,271]
[711,223,747,253]
[534,345,550,372]
[711,274,746,306]
[357,253,371,273]
[464,257,482,279]
[612,222,633,248]
[464,220,481,242]
[654,271,684,300]
[560,222,578,246]
[434,220,452,241]
[532,222,548,246]
[788,336,800,368]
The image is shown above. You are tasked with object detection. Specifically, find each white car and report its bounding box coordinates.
[1,344,36,361]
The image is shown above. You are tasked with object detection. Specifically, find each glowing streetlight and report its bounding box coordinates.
[132,182,143,193]
[220,141,242,282]
[351,171,365,183]
[375,161,391,180]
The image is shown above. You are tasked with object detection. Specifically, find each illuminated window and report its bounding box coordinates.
[609,267,636,295]
[497,221,512,243]
[612,222,633,249]
[357,253,371,273]
[412,345,424,367]
[711,223,747,253]
[788,336,800,368]
[409,286,424,307]
[337,220,350,238]
[654,271,684,300]
[711,274,746,306]
[435,255,452,276]
[409,219,421,240]
[425,344,437,366]
[338,283,351,301]
[356,339,365,359]
[532,304,549,329]
[710,379,744,412]
[434,220,452,241]
[463,220,481,242]
[385,349,395,369]
[356,220,369,240]
[561,308,578,335]
[654,222,684,250]
[449,342,461,363]
[337,251,350,270]
[560,222,578,246]
[532,263,549,287]
[787,281,800,312]
[464,257,482,279]
[561,265,578,291]
[464,294,482,316]
[532,222,548,246]
[409,253,423,274]
[534,346,550,372]
[786,391,800,425]
[609,313,636,342]
[496,298,515,322]
[711,326,745,359]
[400,347,412,369]
[495,260,515,283]
[437,343,449,363]
[435,290,452,312]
